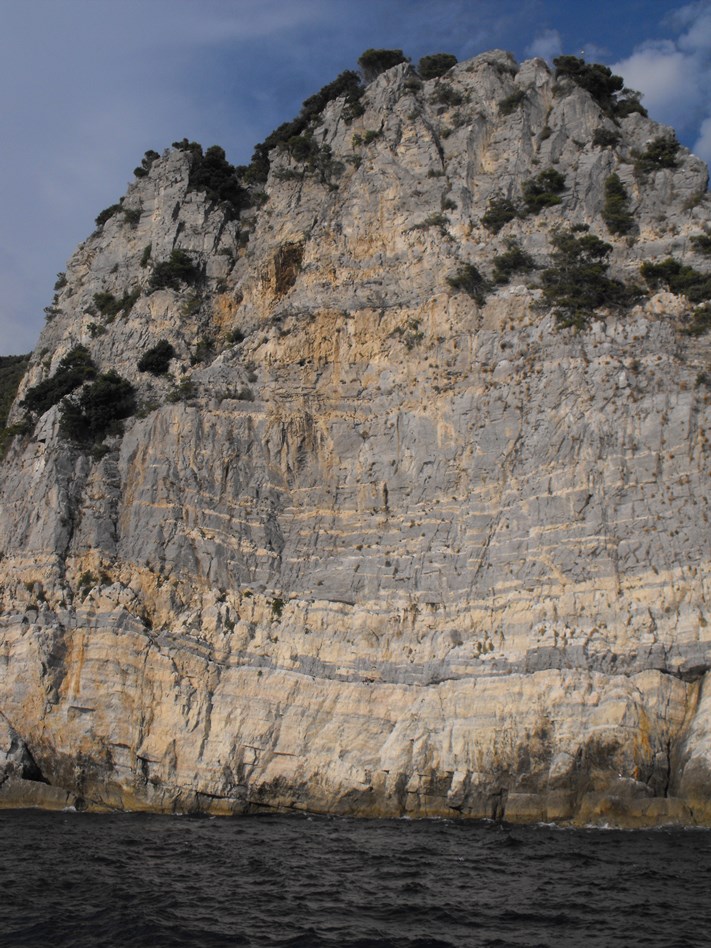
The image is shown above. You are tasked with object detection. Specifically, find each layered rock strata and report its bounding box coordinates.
[1,52,710,825]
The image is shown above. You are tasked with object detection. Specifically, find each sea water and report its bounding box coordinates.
[0,809,708,947]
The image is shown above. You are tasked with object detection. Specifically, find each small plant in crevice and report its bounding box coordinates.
[270,597,285,619]
[447,263,489,304]
[498,89,526,116]
[541,228,639,330]
[602,173,635,236]
[492,239,536,284]
[140,244,152,268]
[410,213,449,234]
[683,304,711,337]
[391,318,424,349]
[691,234,711,256]
[167,378,198,403]
[430,82,465,107]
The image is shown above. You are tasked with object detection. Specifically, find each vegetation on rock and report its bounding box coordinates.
[634,135,680,176]
[640,258,711,303]
[138,340,176,375]
[602,173,635,235]
[492,239,536,284]
[542,229,638,329]
[60,370,136,443]
[417,53,458,80]
[22,346,97,416]
[149,250,202,291]
[358,48,409,82]
[447,263,488,304]
[553,56,647,119]
[522,168,566,214]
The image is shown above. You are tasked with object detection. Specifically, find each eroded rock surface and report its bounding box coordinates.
[1,52,710,825]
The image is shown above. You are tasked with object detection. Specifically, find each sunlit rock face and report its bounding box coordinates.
[1,51,710,826]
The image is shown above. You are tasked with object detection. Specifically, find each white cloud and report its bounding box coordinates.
[612,3,711,163]
[612,41,704,127]
[525,29,562,62]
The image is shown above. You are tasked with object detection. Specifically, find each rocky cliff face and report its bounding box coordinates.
[1,51,710,825]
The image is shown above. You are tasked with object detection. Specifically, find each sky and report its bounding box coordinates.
[1,0,710,355]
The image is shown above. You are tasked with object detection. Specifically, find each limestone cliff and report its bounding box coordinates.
[1,52,710,826]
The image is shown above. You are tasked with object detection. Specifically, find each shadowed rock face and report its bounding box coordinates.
[1,51,710,825]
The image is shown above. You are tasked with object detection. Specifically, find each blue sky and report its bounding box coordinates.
[1,0,709,355]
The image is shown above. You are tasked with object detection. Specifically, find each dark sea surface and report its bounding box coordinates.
[0,810,709,948]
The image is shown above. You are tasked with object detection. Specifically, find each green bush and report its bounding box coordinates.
[482,194,519,233]
[634,135,680,176]
[418,53,457,80]
[187,144,248,215]
[358,48,409,82]
[133,149,160,178]
[447,263,488,304]
[122,206,141,227]
[640,258,711,303]
[602,174,635,235]
[60,371,136,443]
[431,83,464,107]
[92,288,140,319]
[248,71,364,182]
[140,244,152,268]
[683,304,711,336]
[499,89,526,116]
[553,56,647,119]
[492,239,536,284]
[22,346,97,416]
[95,203,122,228]
[138,340,176,375]
[691,234,711,256]
[592,127,621,148]
[149,250,201,291]
[0,353,30,430]
[522,168,566,214]
[542,229,636,329]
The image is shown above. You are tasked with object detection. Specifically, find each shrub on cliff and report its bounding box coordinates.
[602,174,635,236]
[22,346,97,416]
[418,53,457,80]
[149,250,202,292]
[358,48,409,82]
[522,169,566,214]
[634,135,680,176]
[542,229,636,329]
[0,353,30,438]
[247,71,364,182]
[482,194,519,233]
[553,56,647,119]
[60,371,136,443]
[640,258,711,304]
[447,263,489,304]
[492,239,536,284]
[138,340,176,375]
